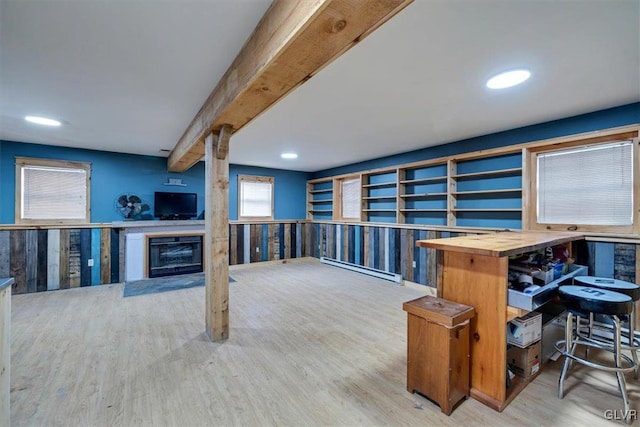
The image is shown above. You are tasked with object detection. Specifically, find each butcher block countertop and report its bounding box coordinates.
[416,231,584,257]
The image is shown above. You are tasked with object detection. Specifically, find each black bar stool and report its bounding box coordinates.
[555,285,636,424]
[574,276,640,379]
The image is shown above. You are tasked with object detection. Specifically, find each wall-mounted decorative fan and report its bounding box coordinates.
[114,194,143,220]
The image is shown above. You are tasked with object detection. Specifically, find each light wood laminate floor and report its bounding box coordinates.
[11,259,639,426]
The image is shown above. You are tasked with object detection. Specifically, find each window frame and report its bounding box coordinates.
[333,175,362,222]
[525,134,639,234]
[237,174,275,221]
[15,157,92,225]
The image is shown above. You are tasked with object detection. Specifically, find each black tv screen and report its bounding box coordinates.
[154,192,197,220]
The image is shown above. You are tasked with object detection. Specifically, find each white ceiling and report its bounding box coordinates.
[1,1,639,173]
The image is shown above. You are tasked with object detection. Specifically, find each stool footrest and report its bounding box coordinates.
[555,339,636,373]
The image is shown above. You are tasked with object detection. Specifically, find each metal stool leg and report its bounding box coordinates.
[613,316,632,424]
[585,312,594,360]
[629,309,639,379]
[558,313,574,399]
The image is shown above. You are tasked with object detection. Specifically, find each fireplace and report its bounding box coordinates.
[148,235,203,278]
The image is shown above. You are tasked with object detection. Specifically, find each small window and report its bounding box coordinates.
[238,175,274,220]
[15,157,91,224]
[335,176,361,221]
[531,139,636,233]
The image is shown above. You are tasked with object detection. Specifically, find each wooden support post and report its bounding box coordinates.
[205,130,230,341]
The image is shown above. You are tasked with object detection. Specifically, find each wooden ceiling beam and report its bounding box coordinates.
[168,0,413,172]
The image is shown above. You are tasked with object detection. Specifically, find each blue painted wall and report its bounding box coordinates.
[0,141,309,224]
[312,102,640,178]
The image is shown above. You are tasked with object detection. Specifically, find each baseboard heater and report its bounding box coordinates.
[320,257,402,284]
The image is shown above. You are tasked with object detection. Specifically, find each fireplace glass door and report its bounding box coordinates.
[148,235,203,278]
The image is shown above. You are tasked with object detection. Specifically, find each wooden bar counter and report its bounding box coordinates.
[416,231,583,411]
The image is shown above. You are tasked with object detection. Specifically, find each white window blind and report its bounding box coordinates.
[341,178,361,219]
[537,141,633,225]
[240,180,273,218]
[21,166,88,220]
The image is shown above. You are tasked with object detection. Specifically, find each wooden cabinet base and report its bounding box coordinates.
[403,296,474,415]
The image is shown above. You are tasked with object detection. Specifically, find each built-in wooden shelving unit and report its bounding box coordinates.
[307,150,524,228]
[307,178,334,220]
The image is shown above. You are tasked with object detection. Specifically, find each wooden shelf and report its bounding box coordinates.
[363,181,396,188]
[309,188,333,194]
[309,209,332,213]
[309,199,333,204]
[400,192,447,199]
[400,176,447,184]
[452,208,522,212]
[452,167,522,179]
[363,196,396,201]
[363,209,396,212]
[400,209,447,213]
[453,188,522,195]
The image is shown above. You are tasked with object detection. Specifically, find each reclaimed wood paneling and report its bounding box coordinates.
[79,229,91,287]
[348,225,355,264]
[284,224,291,260]
[371,227,378,269]
[393,228,401,275]
[111,228,120,284]
[25,230,37,293]
[263,225,270,261]
[236,224,244,264]
[10,230,26,294]
[68,229,81,287]
[427,231,438,288]
[59,229,70,289]
[36,230,48,292]
[362,226,369,268]
[296,223,302,258]
[342,225,348,263]
[406,229,414,282]
[91,228,101,286]
[0,221,550,295]
[417,230,427,285]
[267,224,275,261]
[229,224,238,265]
[0,232,9,278]
[100,228,111,286]
[250,224,261,263]
[378,226,385,271]
[47,229,61,291]
[613,243,635,283]
[243,224,251,264]
[357,226,363,265]
[290,223,297,259]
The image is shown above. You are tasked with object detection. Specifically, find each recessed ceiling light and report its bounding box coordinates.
[281,152,298,159]
[486,69,531,89]
[25,115,62,126]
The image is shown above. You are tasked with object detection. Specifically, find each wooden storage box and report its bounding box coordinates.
[403,295,475,415]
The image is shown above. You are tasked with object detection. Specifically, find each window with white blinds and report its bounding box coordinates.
[238,175,274,219]
[536,141,633,226]
[340,177,361,220]
[16,158,91,223]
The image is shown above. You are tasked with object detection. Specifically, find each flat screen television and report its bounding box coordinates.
[154,192,197,220]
